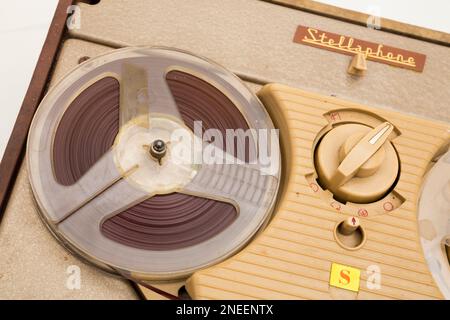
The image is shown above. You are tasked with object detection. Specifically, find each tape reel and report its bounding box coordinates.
[419,150,450,298]
[27,47,281,280]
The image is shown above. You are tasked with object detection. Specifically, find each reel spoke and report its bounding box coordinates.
[181,143,279,219]
[146,59,182,121]
[119,59,183,128]
[119,63,150,128]
[47,150,132,223]
[59,178,149,230]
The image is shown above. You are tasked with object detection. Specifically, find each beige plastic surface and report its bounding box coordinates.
[186,83,450,300]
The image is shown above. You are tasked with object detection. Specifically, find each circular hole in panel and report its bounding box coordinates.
[334,217,366,250]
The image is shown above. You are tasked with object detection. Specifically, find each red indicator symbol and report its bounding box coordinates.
[330,201,341,211]
[383,202,394,212]
[310,183,319,192]
[358,209,368,217]
[329,112,341,121]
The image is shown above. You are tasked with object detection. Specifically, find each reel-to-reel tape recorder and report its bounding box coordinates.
[1,0,449,300]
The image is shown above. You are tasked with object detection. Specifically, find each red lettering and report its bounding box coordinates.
[329,112,341,121]
[339,269,351,285]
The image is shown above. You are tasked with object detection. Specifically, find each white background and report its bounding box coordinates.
[0,1,449,160]
[0,1,58,158]
[319,0,450,34]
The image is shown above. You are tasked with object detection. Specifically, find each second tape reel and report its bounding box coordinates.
[27,47,281,280]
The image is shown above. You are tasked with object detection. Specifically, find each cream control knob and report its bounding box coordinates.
[338,216,360,235]
[331,122,393,187]
[315,122,399,203]
[347,53,367,76]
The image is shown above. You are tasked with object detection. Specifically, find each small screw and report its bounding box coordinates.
[150,139,167,164]
[78,56,90,64]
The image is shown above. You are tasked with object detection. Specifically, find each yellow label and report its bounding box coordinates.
[329,263,360,292]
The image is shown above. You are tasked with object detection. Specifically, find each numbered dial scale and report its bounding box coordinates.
[308,110,404,217]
